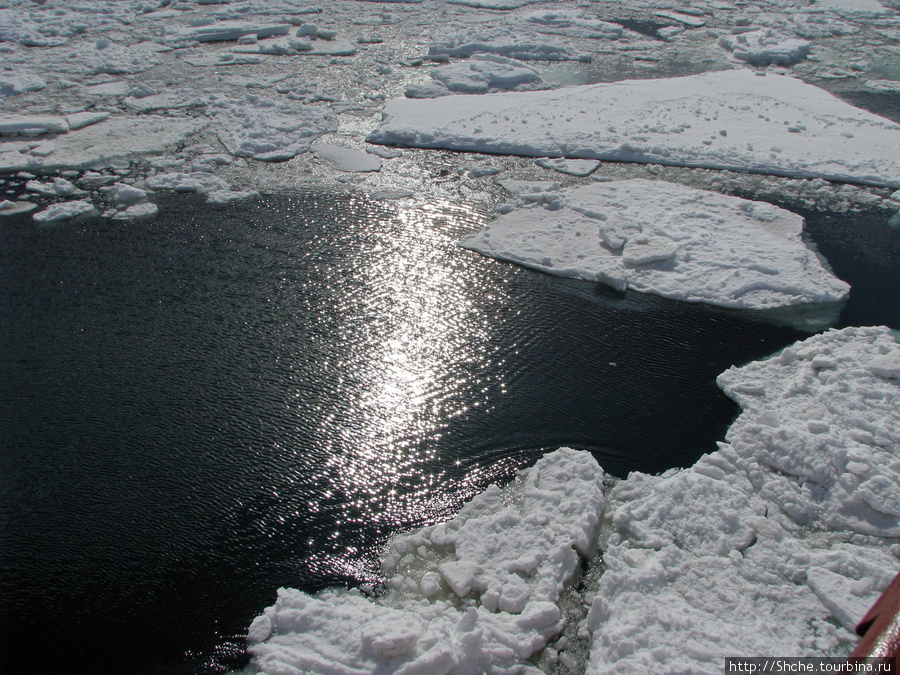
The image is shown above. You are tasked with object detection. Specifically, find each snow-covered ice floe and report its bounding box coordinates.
[718,29,811,66]
[247,447,606,674]
[461,179,849,310]
[589,326,900,673]
[0,114,205,172]
[368,69,900,188]
[207,95,337,161]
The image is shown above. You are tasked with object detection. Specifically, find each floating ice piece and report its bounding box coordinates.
[207,95,337,161]
[124,90,212,112]
[0,115,69,136]
[717,326,900,536]
[65,111,110,131]
[0,116,206,173]
[655,10,707,27]
[26,42,164,76]
[111,183,148,205]
[369,69,900,188]
[589,326,900,672]
[33,200,96,224]
[428,26,591,62]
[111,202,158,220]
[26,177,77,197]
[813,0,891,17]
[167,21,291,43]
[461,179,849,310]
[535,157,600,176]
[206,190,259,204]
[313,144,382,172]
[0,200,36,215]
[421,54,544,96]
[518,9,626,39]
[248,447,605,674]
[0,70,45,96]
[371,189,415,200]
[719,29,811,66]
[145,172,231,194]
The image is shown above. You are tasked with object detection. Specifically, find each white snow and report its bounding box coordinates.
[461,179,850,310]
[165,20,292,44]
[145,172,231,194]
[588,326,900,672]
[407,54,545,98]
[313,144,383,172]
[248,447,606,674]
[33,199,96,224]
[718,29,811,66]
[368,69,900,188]
[207,95,337,161]
[0,115,206,172]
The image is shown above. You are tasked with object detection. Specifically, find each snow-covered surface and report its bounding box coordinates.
[718,29,811,65]
[407,54,545,98]
[369,69,900,188]
[589,326,900,672]
[313,144,383,172]
[32,199,96,224]
[462,179,850,309]
[207,95,337,161]
[248,447,606,674]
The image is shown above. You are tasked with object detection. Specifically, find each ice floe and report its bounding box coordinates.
[207,95,337,161]
[0,115,206,173]
[589,326,900,672]
[32,199,96,224]
[247,447,606,674]
[718,29,811,65]
[313,144,383,172]
[406,54,546,98]
[369,69,900,188]
[461,179,850,310]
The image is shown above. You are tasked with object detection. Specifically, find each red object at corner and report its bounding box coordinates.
[852,571,900,660]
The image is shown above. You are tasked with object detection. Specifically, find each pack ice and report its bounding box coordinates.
[247,448,606,674]
[368,69,900,188]
[461,179,850,310]
[589,326,900,672]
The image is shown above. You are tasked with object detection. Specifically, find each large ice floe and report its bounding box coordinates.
[368,69,900,188]
[461,179,850,310]
[247,448,606,674]
[246,327,900,674]
[589,326,900,673]
[0,113,205,172]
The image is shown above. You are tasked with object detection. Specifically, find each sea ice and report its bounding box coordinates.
[407,54,545,98]
[32,199,96,224]
[248,447,606,674]
[718,29,811,66]
[588,326,900,672]
[460,179,850,310]
[313,144,383,172]
[427,25,591,62]
[207,95,338,161]
[165,20,292,44]
[0,70,45,97]
[368,69,900,188]
[0,115,207,173]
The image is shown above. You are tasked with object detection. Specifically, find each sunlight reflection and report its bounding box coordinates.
[303,198,509,554]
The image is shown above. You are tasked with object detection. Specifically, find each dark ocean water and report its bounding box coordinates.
[0,188,897,674]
